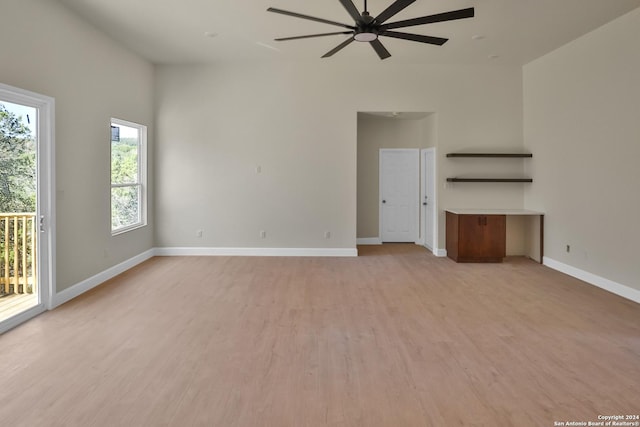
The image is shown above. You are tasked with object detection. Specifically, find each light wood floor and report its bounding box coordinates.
[1,244,638,426]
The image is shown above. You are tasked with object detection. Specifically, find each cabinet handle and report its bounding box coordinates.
[484,217,488,226]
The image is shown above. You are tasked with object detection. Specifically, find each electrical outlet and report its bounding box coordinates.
[324,231,331,239]
[260,230,266,239]
[196,229,203,238]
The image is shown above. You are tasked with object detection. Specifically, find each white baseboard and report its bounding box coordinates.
[154,247,358,257]
[53,249,155,308]
[434,248,447,257]
[356,238,382,245]
[543,257,640,304]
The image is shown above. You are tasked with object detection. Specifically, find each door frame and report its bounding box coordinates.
[420,148,437,252]
[0,82,55,334]
[379,148,420,243]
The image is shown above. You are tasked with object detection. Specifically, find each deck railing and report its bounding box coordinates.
[0,213,37,296]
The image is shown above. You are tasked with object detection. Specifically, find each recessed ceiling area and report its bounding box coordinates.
[360,112,432,120]
[56,0,640,65]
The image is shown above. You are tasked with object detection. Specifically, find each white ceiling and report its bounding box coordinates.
[56,0,640,65]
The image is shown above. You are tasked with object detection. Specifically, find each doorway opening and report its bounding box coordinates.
[356,111,438,252]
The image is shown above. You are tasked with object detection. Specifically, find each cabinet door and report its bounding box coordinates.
[457,214,506,261]
[483,215,506,259]
[458,215,487,258]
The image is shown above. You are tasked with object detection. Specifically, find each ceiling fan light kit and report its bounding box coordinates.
[354,30,378,42]
[267,0,474,60]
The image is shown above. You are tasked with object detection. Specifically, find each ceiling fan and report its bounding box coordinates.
[267,0,474,60]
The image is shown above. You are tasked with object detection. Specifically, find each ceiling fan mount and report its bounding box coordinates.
[267,0,475,60]
[359,10,375,24]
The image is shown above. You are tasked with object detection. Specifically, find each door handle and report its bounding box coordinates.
[39,215,45,232]
[422,202,427,206]
[382,200,386,204]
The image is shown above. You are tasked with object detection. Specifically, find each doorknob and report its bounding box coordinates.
[382,200,386,204]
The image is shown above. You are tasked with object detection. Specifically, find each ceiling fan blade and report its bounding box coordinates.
[267,7,355,30]
[370,39,391,60]
[381,7,474,30]
[339,0,363,23]
[321,37,356,58]
[382,30,448,45]
[375,0,416,24]
[275,32,354,42]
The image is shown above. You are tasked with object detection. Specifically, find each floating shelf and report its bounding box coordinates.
[446,152,533,183]
[447,178,533,183]
[446,153,533,158]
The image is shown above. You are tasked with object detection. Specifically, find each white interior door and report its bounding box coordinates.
[380,149,419,242]
[421,148,436,250]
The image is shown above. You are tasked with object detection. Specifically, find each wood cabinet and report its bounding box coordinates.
[446,211,506,262]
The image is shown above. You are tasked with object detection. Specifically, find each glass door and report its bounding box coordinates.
[0,83,53,333]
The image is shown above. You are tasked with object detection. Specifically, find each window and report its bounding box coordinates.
[110,118,146,234]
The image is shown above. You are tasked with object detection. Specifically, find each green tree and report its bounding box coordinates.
[111,136,140,229]
[0,104,36,213]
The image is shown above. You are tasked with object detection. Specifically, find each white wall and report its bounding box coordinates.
[0,0,155,291]
[524,8,640,291]
[155,62,523,251]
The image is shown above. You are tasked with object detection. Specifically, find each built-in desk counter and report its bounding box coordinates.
[445,209,544,263]
[445,209,544,216]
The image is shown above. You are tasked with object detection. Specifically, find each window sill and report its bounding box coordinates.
[111,222,147,236]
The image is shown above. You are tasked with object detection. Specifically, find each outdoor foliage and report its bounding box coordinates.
[111,135,140,230]
[0,104,36,213]
[0,105,36,294]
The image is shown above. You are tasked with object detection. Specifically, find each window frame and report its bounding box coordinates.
[110,117,147,236]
